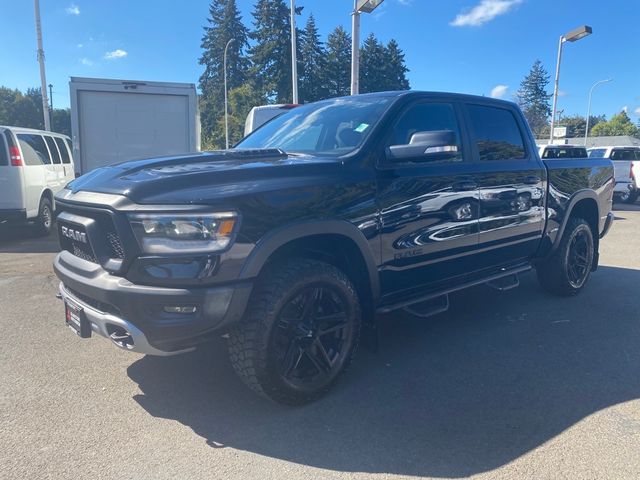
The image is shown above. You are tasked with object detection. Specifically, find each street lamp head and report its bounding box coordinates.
[564,25,592,42]
[356,0,384,13]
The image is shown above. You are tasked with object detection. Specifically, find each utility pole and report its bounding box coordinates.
[34,0,51,131]
[48,84,53,110]
[350,0,360,95]
[290,0,299,104]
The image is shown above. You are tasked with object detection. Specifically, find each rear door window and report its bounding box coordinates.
[467,104,526,161]
[44,136,62,164]
[17,134,52,166]
[0,132,8,166]
[588,148,606,158]
[611,149,638,160]
[54,137,71,164]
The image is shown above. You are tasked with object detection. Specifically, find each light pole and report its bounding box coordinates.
[351,0,385,95]
[549,25,592,144]
[584,78,612,145]
[290,0,298,104]
[223,38,235,150]
[34,0,51,131]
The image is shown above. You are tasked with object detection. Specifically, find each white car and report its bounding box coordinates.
[0,126,75,234]
[588,146,640,204]
[244,104,299,137]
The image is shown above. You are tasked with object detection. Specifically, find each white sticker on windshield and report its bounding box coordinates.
[354,123,369,133]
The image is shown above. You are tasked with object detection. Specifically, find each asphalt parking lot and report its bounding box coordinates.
[1,206,640,480]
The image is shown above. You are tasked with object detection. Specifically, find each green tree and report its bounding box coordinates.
[249,0,300,103]
[516,60,552,137]
[299,14,328,103]
[51,108,71,136]
[325,26,351,98]
[382,39,410,91]
[360,33,387,93]
[591,110,639,137]
[208,82,266,149]
[198,0,250,147]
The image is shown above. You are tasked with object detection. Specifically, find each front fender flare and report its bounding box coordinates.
[238,220,380,304]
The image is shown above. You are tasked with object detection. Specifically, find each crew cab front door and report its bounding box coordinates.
[464,102,546,267]
[376,100,480,297]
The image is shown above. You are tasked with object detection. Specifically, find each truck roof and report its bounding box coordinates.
[353,90,519,108]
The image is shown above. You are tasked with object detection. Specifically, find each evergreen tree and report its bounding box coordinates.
[299,14,328,103]
[250,0,299,103]
[360,33,387,93]
[516,60,552,137]
[198,0,249,147]
[325,26,351,98]
[383,39,410,91]
[211,83,265,149]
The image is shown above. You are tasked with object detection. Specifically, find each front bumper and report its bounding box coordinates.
[53,251,252,355]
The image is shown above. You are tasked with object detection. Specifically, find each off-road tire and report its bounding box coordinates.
[536,217,594,296]
[228,258,361,405]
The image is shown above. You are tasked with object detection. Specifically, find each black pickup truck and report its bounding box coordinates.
[53,92,614,404]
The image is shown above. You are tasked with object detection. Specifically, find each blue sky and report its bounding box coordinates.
[1,0,638,120]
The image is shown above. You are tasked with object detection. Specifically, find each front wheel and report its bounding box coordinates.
[536,217,595,296]
[228,259,361,405]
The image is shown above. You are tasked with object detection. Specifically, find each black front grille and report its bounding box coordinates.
[72,244,98,263]
[57,203,127,263]
[106,232,125,259]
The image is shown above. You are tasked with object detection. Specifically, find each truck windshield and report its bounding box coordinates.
[235,96,393,156]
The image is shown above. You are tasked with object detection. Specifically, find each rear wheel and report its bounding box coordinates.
[619,189,639,204]
[536,217,594,296]
[35,197,53,236]
[228,259,361,405]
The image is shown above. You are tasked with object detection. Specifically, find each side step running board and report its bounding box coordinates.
[487,274,520,291]
[377,264,532,315]
[403,294,450,319]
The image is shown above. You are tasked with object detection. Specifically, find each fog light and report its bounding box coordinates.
[163,305,198,314]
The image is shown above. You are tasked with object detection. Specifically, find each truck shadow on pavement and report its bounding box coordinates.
[127,267,640,478]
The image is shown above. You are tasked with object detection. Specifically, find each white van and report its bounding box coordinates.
[244,104,299,137]
[0,126,75,234]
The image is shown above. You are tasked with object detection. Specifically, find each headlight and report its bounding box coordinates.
[128,212,238,254]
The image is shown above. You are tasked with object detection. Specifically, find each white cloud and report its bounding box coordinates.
[66,4,80,15]
[104,49,128,60]
[634,107,640,117]
[77,43,83,48]
[397,0,413,5]
[80,57,94,66]
[451,0,522,27]
[558,90,568,97]
[622,105,628,113]
[490,84,509,99]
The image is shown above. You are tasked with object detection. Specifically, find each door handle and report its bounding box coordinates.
[522,175,541,185]
[452,180,478,191]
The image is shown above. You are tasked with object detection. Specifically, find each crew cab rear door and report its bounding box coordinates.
[464,102,546,266]
[376,98,480,295]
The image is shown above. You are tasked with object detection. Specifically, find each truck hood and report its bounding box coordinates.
[68,149,342,204]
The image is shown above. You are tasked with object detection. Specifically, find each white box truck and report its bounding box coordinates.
[70,77,200,175]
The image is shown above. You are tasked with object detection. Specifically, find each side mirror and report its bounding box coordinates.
[387,130,459,162]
